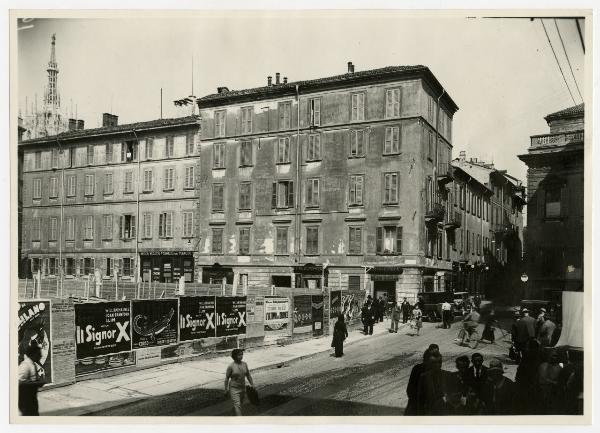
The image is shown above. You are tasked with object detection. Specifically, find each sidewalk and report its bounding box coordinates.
[39,319,394,415]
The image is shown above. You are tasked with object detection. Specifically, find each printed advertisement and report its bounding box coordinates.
[18,300,52,383]
[342,293,364,322]
[264,296,290,341]
[179,296,216,341]
[330,290,342,320]
[131,299,178,349]
[293,295,312,334]
[75,352,136,376]
[74,301,132,360]
[215,296,247,337]
[312,295,324,336]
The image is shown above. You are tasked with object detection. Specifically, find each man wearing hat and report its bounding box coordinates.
[481,358,515,415]
[513,308,536,357]
[535,307,547,337]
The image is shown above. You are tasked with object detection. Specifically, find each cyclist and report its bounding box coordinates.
[458,307,480,341]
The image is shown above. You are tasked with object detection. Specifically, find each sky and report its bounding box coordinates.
[16,12,586,184]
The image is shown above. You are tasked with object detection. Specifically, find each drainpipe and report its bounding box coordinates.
[295,85,302,264]
[132,129,141,296]
[56,138,64,297]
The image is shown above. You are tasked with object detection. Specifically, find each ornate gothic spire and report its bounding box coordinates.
[45,33,60,109]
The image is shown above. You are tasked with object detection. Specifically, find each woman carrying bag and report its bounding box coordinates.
[224,349,255,416]
[331,314,349,358]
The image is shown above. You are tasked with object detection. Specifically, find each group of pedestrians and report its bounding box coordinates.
[360,295,386,335]
[511,307,558,362]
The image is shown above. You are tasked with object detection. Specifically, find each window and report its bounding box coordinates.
[143,169,153,192]
[215,110,226,137]
[306,178,320,207]
[477,234,481,255]
[212,183,224,211]
[104,173,113,195]
[241,107,253,134]
[348,227,363,254]
[64,258,75,275]
[84,215,94,240]
[349,275,361,291]
[120,215,136,239]
[427,95,435,123]
[240,141,252,166]
[31,258,40,274]
[82,258,95,275]
[87,145,94,165]
[351,93,365,121]
[307,135,321,161]
[383,173,399,204]
[545,186,561,218]
[239,182,252,210]
[309,98,321,126]
[121,141,137,162]
[163,168,174,191]
[51,149,59,168]
[49,217,58,241]
[272,180,294,208]
[106,143,113,163]
[376,226,402,254]
[158,212,173,238]
[31,218,41,241]
[350,130,365,157]
[49,177,58,198]
[186,134,195,155]
[65,217,75,241]
[385,88,401,118]
[184,166,195,189]
[213,142,225,168]
[306,226,319,255]
[277,137,290,163]
[67,175,77,197]
[102,214,113,240]
[182,212,194,238]
[124,171,134,193]
[68,147,75,167]
[142,213,153,239]
[349,175,364,206]
[105,258,112,277]
[477,196,481,218]
[34,151,41,169]
[466,231,470,254]
[32,179,42,199]
[279,101,291,129]
[122,258,133,277]
[145,138,153,159]
[84,174,95,196]
[212,228,223,254]
[437,230,443,259]
[276,227,288,254]
[384,126,400,154]
[48,258,57,276]
[165,137,174,158]
[239,228,250,255]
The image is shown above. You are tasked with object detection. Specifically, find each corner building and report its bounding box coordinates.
[196,64,458,302]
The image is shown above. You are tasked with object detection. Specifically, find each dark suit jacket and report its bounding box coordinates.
[514,316,536,343]
[417,369,451,415]
[467,365,488,394]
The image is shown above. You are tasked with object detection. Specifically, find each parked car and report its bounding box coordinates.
[519,299,562,324]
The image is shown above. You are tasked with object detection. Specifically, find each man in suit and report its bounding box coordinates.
[401,298,412,324]
[514,308,536,356]
[362,301,376,335]
[404,344,439,416]
[481,358,516,415]
[467,352,488,398]
[416,351,451,415]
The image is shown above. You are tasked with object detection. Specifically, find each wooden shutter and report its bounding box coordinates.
[386,90,393,117]
[288,181,294,208]
[131,216,136,239]
[376,227,383,253]
[186,133,194,155]
[119,216,124,239]
[272,182,277,208]
[158,213,164,237]
[396,227,403,254]
[314,99,321,126]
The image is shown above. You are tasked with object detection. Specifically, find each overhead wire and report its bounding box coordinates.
[554,19,583,103]
[540,19,577,106]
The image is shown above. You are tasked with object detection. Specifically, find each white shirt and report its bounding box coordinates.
[18,355,44,382]
[442,302,452,311]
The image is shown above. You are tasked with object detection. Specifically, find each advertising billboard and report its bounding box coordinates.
[179,296,216,341]
[131,299,178,349]
[18,300,52,383]
[215,296,247,337]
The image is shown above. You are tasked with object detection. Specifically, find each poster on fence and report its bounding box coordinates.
[75,352,136,376]
[264,296,290,341]
[131,299,178,349]
[215,296,247,337]
[179,296,216,341]
[74,301,132,359]
[18,300,52,384]
[312,295,324,336]
[293,295,312,334]
[330,290,342,320]
[342,292,364,322]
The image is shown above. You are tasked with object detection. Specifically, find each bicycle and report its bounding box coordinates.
[456,325,480,349]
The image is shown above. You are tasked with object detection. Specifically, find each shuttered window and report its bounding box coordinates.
[385,88,401,118]
[348,227,363,254]
[186,134,195,155]
[272,181,294,208]
[65,217,75,241]
[212,183,224,211]
[84,174,95,196]
[123,171,133,193]
[350,130,365,157]
[87,145,94,165]
[183,212,194,238]
[215,110,226,137]
[306,226,319,255]
[31,218,41,241]
[184,166,195,189]
[104,173,113,195]
[143,169,153,192]
[384,126,400,154]
[32,179,42,199]
[309,98,321,126]
[277,137,290,163]
[106,143,113,163]
[279,102,291,129]
[158,212,173,238]
[384,173,399,204]
[143,213,153,239]
[306,178,320,207]
[84,215,94,240]
[165,136,175,158]
[212,228,223,254]
[239,228,250,255]
[102,214,113,240]
[213,142,225,168]
[49,177,59,198]
[163,167,174,190]
[49,217,58,241]
[351,93,365,121]
[276,227,288,255]
[376,226,402,254]
[240,141,252,166]
[145,138,153,159]
[307,135,321,161]
[349,175,364,206]
[241,107,253,134]
[67,175,77,197]
[239,182,252,210]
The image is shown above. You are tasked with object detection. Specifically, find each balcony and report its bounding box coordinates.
[436,162,453,186]
[492,222,514,240]
[444,210,462,230]
[425,203,445,224]
[530,131,583,149]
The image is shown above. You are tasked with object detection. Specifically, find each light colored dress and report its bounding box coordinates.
[226,361,249,416]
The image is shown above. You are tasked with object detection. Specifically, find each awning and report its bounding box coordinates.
[555,291,584,350]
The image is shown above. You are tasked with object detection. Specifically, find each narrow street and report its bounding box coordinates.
[89,321,513,416]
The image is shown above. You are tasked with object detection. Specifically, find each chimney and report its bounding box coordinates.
[77,119,85,130]
[217,87,229,94]
[267,76,272,86]
[348,61,354,73]
[459,150,466,161]
[283,77,288,84]
[275,73,280,85]
[68,118,77,131]
[102,113,118,127]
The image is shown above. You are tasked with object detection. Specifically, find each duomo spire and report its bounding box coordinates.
[44,33,60,109]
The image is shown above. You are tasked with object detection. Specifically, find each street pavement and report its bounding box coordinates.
[39,319,515,416]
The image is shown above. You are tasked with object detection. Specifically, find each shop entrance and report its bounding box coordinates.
[374,280,396,304]
[141,254,194,283]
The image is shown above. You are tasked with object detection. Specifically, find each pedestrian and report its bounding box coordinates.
[361,302,369,334]
[416,351,450,415]
[390,302,401,333]
[535,308,546,337]
[331,313,348,358]
[401,297,412,324]
[377,297,386,322]
[412,304,423,336]
[537,349,563,414]
[441,300,452,329]
[481,358,515,415]
[224,349,255,416]
[18,341,45,416]
[467,352,488,398]
[481,313,498,343]
[404,344,439,416]
[513,308,536,358]
[362,301,376,335]
[514,338,542,414]
[537,315,557,347]
[452,355,473,397]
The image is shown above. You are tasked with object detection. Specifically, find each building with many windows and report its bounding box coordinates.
[518,104,584,301]
[19,114,200,283]
[195,63,458,301]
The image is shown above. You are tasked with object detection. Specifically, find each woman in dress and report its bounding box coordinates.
[331,313,349,357]
[413,305,423,336]
[224,349,254,416]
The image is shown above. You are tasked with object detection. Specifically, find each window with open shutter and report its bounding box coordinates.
[158,213,164,237]
[376,227,383,253]
[186,133,195,155]
[272,182,277,208]
[288,181,294,208]
[396,227,403,254]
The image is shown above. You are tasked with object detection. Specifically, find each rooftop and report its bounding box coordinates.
[544,103,584,122]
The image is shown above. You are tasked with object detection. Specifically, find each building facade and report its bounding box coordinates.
[19,115,201,283]
[518,104,584,301]
[195,63,458,301]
